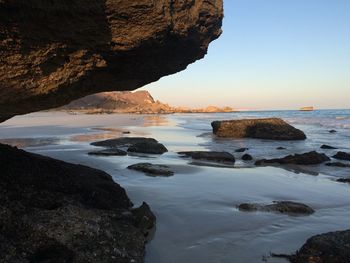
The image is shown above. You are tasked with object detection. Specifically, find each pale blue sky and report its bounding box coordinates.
[142,0,350,110]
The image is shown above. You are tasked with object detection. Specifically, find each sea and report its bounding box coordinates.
[1,109,350,263]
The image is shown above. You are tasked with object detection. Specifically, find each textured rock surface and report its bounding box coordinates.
[0,143,155,263]
[333,151,350,161]
[178,151,235,164]
[91,137,158,148]
[238,201,315,215]
[88,148,127,156]
[211,118,306,140]
[128,163,174,177]
[128,141,168,154]
[255,151,330,166]
[0,0,223,121]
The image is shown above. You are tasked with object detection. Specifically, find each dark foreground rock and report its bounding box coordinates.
[278,230,350,263]
[88,148,127,156]
[128,141,168,154]
[321,144,338,149]
[211,118,306,140]
[238,201,314,215]
[326,162,350,168]
[0,143,155,263]
[255,151,330,166]
[333,151,350,161]
[178,151,235,164]
[128,163,174,177]
[337,178,350,184]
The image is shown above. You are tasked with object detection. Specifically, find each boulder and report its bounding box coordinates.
[0,0,223,121]
[211,118,306,140]
[242,154,253,161]
[288,230,350,263]
[128,141,168,155]
[255,151,330,166]
[91,137,158,148]
[333,151,350,161]
[321,144,338,149]
[238,201,314,215]
[128,163,174,177]
[0,143,153,263]
[88,148,127,156]
[178,151,235,164]
[337,178,350,184]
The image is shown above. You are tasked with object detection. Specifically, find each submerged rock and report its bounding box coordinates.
[326,162,350,168]
[242,154,253,161]
[255,151,330,166]
[329,130,337,133]
[178,151,235,164]
[0,0,223,122]
[128,141,168,154]
[91,137,158,148]
[238,201,314,215]
[0,143,153,263]
[277,147,287,150]
[321,144,338,149]
[211,118,306,140]
[88,148,127,156]
[288,230,350,263]
[333,151,350,161]
[337,178,350,184]
[128,163,174,177]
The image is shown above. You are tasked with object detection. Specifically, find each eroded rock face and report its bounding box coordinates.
[0,0,223,121]
[0,143,155,263]
[211,118,306,140]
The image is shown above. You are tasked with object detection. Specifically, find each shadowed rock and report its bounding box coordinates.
[321,144,338,149]
[255,151,330,166]
[326,162,350,168]
[337,178,350,184]
[277,147,287,150]
[242,154,253,161]
[91,137,158,148]
[238,201,314,215]
[333,151,350,161]
[329,130,337,133]
[0,0,223,121]
[88,148,127,156]
[128,163,174,177]
[128,141,168,155]
[235,147,249,153]
[178,151,235,164]
[211,118,306,140]
[280,230,350,263]
[0,143,154,263]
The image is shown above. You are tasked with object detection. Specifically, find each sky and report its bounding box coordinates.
[142,0,350,110]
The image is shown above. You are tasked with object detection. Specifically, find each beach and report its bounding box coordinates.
[1,110,350,263]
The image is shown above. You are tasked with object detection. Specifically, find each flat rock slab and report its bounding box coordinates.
[0,143,154,263]
[286,230,350,263]
[88,148,127,156]
[333,151,350,161]
[128,163,174,177]
[91,137,158,148]
[326,162,350,168]
[321,144,338,149]
[178,151,235,164]
[211,118,306,140]
[238,201,314,215]
[128,141,168,154]
[255,151,330,166]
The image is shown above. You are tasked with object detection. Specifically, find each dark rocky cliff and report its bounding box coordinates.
[0,0,223,121]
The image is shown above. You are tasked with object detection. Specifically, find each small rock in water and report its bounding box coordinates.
[128,163,174,176]
[178,151,235,164]
[91,137,158,148]
[337,178,350,184]
[127,141,168,154]
[276,147,286,150]
[238,201,314,215]
[132,202,156,237]
[333,151,350,161]
[235,147,249,153]
[88,148,127,156]
[320,144,337,149]
[242,154,253,161]
[287,230,350,262]
[329,129,337,133]
[255,151,330,166]
[211,118,306,140]
[326,162,350,168]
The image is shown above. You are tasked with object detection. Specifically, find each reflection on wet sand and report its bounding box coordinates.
[0,137,61,148]
[143,115,172,127]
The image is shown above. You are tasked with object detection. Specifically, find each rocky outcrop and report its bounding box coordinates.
[128,141,168,155]
[178,151,235,164]
[0,143,155,263]
[0,0,223,121]
[287,230,350,263]
[211,118,306,140]
[333,151,350,161]
[128,163,174,177]
[238,201,315,215]
[255,151,330,166]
